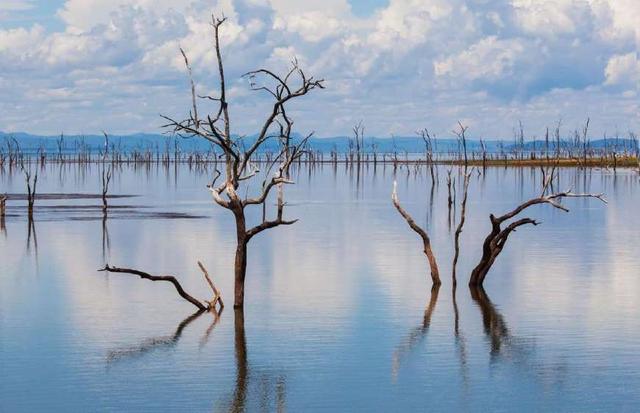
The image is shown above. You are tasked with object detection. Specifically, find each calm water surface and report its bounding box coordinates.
[1,164,639,412]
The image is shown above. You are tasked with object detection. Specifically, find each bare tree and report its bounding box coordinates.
[21,163,37,218]
[0,194,6,218]
[101,166,112,213]
[453,122,469,167]
[162,16,324,308]
[418,128,436,186]
[352,121,365,165]
[392,181,441,285]
[468,168,606,286]
[452,170,472,285]
[1,194,6,235]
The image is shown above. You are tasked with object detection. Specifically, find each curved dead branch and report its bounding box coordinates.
[99,265,207,310]
[392,181,441,285]
[99,263,224,312]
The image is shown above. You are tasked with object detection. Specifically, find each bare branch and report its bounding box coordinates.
[392,181,441,285]
[99,265,207,311]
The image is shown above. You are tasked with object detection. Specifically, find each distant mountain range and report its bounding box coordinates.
[1,131,637,154]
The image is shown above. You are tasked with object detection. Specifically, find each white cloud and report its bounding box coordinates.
[0,0,638,137]
[434,36,526,82]
[605,52,640,86]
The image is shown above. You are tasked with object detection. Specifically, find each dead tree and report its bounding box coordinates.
[452,170,472,285]
[453,122,469,167]
[0,194,6,218]
[468,169,606,286]
[99,261,223,312]
[101,165,112,213]
[352,121,365,165]
[162,16,323,308]
[418,128,436,186]
[392,181,441,285]
[22,164,37,218]
[0,194,6,235]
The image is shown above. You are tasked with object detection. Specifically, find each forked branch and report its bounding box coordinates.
[99,263,224,312]
[469,169,606,286]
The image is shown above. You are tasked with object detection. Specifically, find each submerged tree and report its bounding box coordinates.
[21,163,37,219]
[162,16,324,308]
[468,168,606,286]
[392,181,441,285]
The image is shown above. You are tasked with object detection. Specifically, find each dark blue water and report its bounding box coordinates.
[1,164,639,411]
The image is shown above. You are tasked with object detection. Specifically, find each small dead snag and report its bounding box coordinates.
[99,261,223,312]
[452,170,472,285]
[468,169,606,286]
[392,181,441,285]
[0,194,6,218]
[101,165,112,213]
[21,165,37,218]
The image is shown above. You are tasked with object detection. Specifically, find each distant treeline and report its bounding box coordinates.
[1,131,638,155]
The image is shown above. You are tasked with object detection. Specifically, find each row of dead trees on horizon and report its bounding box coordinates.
[3,131,639,170]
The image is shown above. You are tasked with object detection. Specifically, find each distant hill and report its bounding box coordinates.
[1,131,636,155]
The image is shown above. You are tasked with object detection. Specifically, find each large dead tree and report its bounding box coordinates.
[162,16,323,308]
[392,181,441,285]
[468,168,606,286]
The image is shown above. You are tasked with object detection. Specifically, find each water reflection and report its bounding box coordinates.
[106,310,206,363]
[392,285,440,380]
[218,310,287,413]
[469,286,534,364]
[452,285,468,388]
[26,216,38,255]
[0,163,639,411]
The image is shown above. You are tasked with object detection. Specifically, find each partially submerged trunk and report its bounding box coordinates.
[392,181,441,285]
[234,234,248,308]
[452,171,472,285]
[469,169,606,287]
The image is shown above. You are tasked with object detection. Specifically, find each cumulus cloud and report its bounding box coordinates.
[605,52,640,86]
[0,0,637,137]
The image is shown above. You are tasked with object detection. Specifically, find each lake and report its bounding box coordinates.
[1,163,639,412]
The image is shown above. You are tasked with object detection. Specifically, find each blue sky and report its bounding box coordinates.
[0,0,638,138]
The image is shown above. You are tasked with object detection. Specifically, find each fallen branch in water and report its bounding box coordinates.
[99,262,223,312]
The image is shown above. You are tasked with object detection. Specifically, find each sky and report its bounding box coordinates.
[0,0,638,139]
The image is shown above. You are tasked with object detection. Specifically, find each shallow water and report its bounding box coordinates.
[1,163,639,412]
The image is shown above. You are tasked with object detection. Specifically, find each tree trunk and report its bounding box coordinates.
[233,208,248,309]
[234,241,248,308]
[424,247,441,286]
